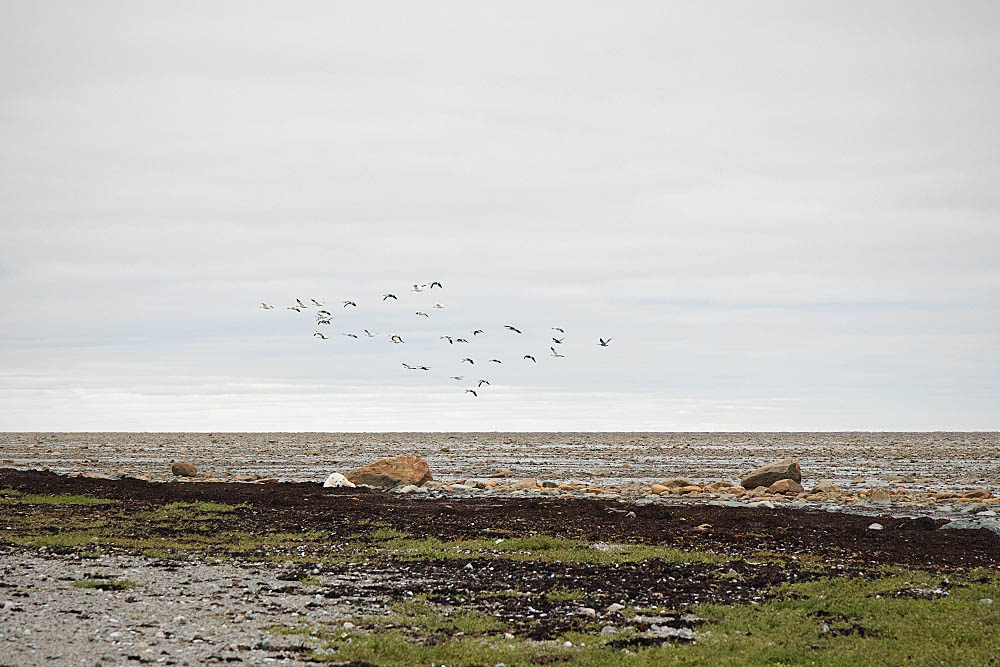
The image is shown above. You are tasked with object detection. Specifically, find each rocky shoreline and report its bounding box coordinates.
[2,467,999,666]
[50,452,1000,529]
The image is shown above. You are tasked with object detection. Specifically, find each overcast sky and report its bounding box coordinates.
[1,1,997,431]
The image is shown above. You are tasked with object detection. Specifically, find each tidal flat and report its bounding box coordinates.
[3,431,999,492]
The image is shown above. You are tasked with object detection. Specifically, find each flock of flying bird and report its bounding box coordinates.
[259,282,611,397]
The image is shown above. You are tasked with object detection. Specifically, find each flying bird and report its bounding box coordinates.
[415,311,429,317]
[417,365,431,371]
[411,284,423,292]
[478,379,490,387]
[343,300,357,307]
[287,306,302,312]
[450,376,464,380]
[465,389,478,397]
[489,359,502,364]
[382,293,398,300]
[343,333,358,338]
[296,299,307,308]
[550,346,565,357]
[504,325,522,334]
[552,337,564,344]
[599,338,612,347]
[454,338,469,343]
[552,327,564,333]
[402,363,416,370]
[433,303,444,309]
[317,310,331,317]
[391,335,405,344]
[259,303,274,309]
[313,332,328,339]
[310,299,324,307]
[364,329,376,337]
[472,329,484,336]
[316,318,331,325]
[430,281,443,288]
[461,358,474,364]
[440,335,453,344]
[524,355,536,363]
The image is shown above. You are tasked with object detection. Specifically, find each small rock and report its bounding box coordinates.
[650,483,669,495]
[170,462,197,477]
[606,603,625,613]
[812,480,841,493]
[659,477,696,489]
[490,467,515,478]
[600,625,617,636]
[868,523,884,530]
[322,472,356,488]
[980,599,993,605]
[512,477,538,490]
[767,479,804,495]
[869,488,891,503]
[621,482,643,494]
[963,489,993,499]
[578,607,596,618]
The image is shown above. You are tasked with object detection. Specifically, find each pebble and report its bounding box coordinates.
[868,523,884,530]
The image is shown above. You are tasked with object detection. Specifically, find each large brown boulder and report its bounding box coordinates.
[740,458,801,489]
[171,461,197,477]
[345,456,432,489]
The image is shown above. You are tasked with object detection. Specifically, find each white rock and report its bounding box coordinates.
[606,603,626,613]
[601,625,617,636]
[981,599,993,605]
[868,523,884,530]
[578,607,596,618]
[323,472,356,488]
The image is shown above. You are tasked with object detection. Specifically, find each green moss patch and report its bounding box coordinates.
[72,578,138,591]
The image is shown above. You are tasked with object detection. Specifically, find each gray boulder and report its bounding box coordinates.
[741,458,801,489]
